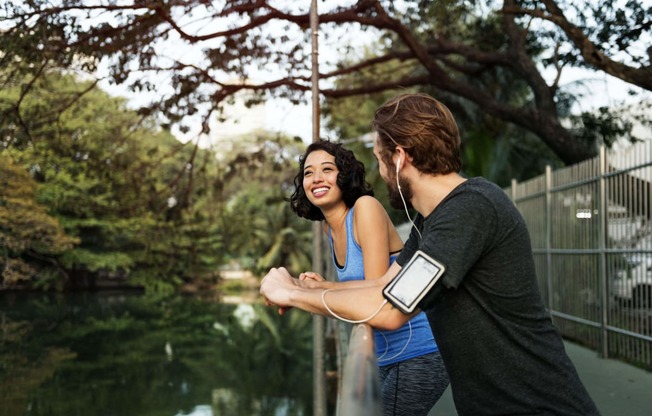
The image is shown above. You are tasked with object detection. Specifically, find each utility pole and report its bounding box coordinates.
[309,1,326,416]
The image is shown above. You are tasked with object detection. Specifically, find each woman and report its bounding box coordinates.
[289,139,449,416]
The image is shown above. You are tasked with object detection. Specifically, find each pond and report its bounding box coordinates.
[0,291,314,416]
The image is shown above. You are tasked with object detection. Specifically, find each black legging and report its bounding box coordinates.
[378,351,450,416]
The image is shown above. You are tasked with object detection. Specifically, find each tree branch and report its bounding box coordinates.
[503,0,652,90]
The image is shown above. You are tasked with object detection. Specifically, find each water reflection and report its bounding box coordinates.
[0,291,313,416]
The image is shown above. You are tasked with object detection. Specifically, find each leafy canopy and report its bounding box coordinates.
[1,0,650,165]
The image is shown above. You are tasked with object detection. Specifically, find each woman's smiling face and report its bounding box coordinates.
[302,149,343,209]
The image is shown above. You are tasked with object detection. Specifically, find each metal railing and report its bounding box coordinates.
[336,323,382,416]
[506,140,652,369]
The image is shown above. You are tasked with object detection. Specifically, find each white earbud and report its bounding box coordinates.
[396,158,402,189]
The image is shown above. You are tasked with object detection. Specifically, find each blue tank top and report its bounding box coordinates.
[328,208,438,366]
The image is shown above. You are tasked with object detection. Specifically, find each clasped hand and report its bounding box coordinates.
[260,267,325,315]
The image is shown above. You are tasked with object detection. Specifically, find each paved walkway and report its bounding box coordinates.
[428,340,652,416]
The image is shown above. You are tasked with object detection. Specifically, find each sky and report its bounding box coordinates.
[206,94,314,144]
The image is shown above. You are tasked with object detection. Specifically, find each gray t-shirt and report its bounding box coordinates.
[397,177,599,416]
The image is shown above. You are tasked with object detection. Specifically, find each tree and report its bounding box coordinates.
[1,0,649,165]
[1,63,317,289]
[0,156,78,288]
[321,56,563,191]
[1,69,228,290]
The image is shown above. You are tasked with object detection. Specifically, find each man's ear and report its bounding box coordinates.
[395,147,408,170]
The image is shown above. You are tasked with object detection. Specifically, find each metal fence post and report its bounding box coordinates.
[546,165,553,310]
[598,146,609,358]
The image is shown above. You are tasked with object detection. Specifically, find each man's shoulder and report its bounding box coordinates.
[445,178,525,232]
[428,177,513,227]
[450,177,511,206]
[460,177,502,193]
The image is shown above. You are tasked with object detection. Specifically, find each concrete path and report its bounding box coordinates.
[428,340,652,416]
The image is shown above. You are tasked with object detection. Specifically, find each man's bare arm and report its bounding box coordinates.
[260,263,414,330]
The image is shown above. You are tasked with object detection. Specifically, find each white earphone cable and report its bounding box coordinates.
[377,320,412,362]
[321,289,388,324]
[396,161,422,240]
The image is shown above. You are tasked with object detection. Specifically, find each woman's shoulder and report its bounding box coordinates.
[353,195,384,211]
[352,196,390,228]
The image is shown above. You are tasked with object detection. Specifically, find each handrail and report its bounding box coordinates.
[337,323,383,416]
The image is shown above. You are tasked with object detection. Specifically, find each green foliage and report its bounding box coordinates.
[252,202,313,276]
[1,66,316,290]
[0,70,231,291]
[0,156,78,287]
[569,104,652,148]
[59,248,133,272]
[218,133,313,276]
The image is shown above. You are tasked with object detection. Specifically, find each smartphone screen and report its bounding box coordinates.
[382,250,445,314]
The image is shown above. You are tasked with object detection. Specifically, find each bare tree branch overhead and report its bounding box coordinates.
[1,0,650,164]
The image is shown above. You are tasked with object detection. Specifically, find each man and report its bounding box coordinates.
[260,93,600,416]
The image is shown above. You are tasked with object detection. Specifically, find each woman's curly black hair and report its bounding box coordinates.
[289,139,374,221]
